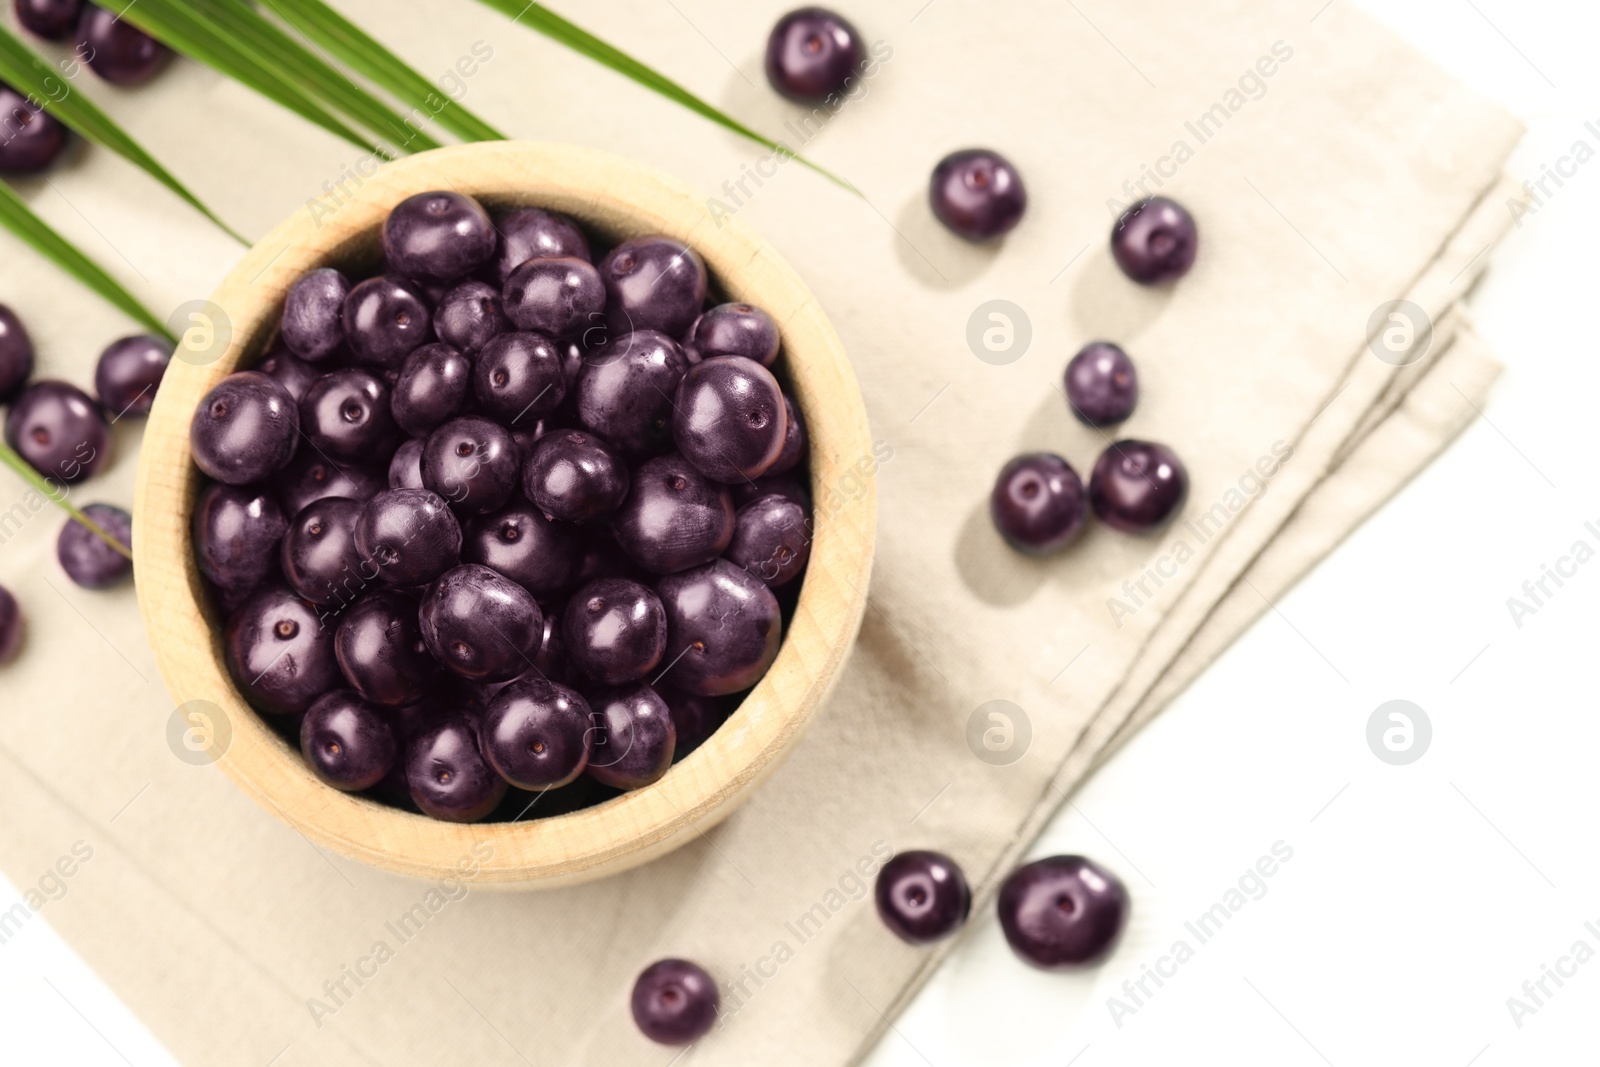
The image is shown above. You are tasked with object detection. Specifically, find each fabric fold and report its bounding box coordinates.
[0,1,1524,1065]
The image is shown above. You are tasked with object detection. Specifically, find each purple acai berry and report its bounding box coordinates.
[631,958,719,1045]
[1111,197,1198,285]
[1065,342,1139,426]
[998,855,1129,968]
[990,453,1087,555]
[929,148,1027,241]
[1088,440,1188,533]
[764,7,864,104]
[56,503,131,588]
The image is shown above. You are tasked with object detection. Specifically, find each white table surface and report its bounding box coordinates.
[3,0,1595,1063]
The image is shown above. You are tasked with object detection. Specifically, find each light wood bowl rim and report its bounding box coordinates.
[132,142,876,887]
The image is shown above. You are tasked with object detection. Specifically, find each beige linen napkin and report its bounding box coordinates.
[0,1,1522,1065]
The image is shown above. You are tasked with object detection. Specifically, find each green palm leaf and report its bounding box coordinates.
[472,1,856,192]
[251,0,506,143]
[0,180,172,341]
[111,0,402,158]
[0,25,248,244]
[180,0,444,152]
[0,444,133,561]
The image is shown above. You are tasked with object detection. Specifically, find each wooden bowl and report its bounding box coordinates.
[133,142,875,887]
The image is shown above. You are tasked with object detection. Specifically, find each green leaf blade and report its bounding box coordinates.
[113,1,397,158]
[180,0,444,153]
[0,181,172,340]
[0,25,249,243]
[0,444,133,561]
[253,0,506,143]
[474,1,857,193]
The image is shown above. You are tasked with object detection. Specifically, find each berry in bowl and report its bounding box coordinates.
[133,143,875,886]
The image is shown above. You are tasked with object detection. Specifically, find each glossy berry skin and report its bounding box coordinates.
[257,344,319,404]
[190,372,298,486]
[473,331,566,429]
[482,676,592,790]
[57,503,131,588]
[275,450,384,517]
[631,958,719,1046]
[419,564,543,683]
[929,149,1028,241]
[383,190,496,283]
[341,275,431,369]
[389,343,470,438]
[576,331,689,456]
[990,454,1087,555]
[598,237,707,338]
[521,429,629,523]
[672,356,787,483]
[503,255,605,339]
[15,0,82,40]
[0,584,21,663]
[614,454,734,575]
[1088,440,1188,533]
[690,302,780,367]
[656,559,781,696]
[728,494,810,588]
[354,488,462,586]
[587,683,675,790]
[94,335,170,417]
[280,496,364,606]
[0,304,33,404]
[434,280,509,355]
[998,855,1129,968]
[876,850,971,944]
[1065,342,1139,426]
[300,691,398,791]
[279,268,349,362]
[767,394,805,476]
[563,578,666,685]
[193,483,287,600]
[6,380,110,483]
[765,7,864,104]
[492,207,591,284]
[0,84,66,173]
[77,5,170,85]
[1111,197,1198,285]
[462,498,578,599]
[300,368,398,463]
[225,585,340,715]
[405,716,506,822]
[420,415,518,517]
[334,589,433,706]
[387,438,425,490]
